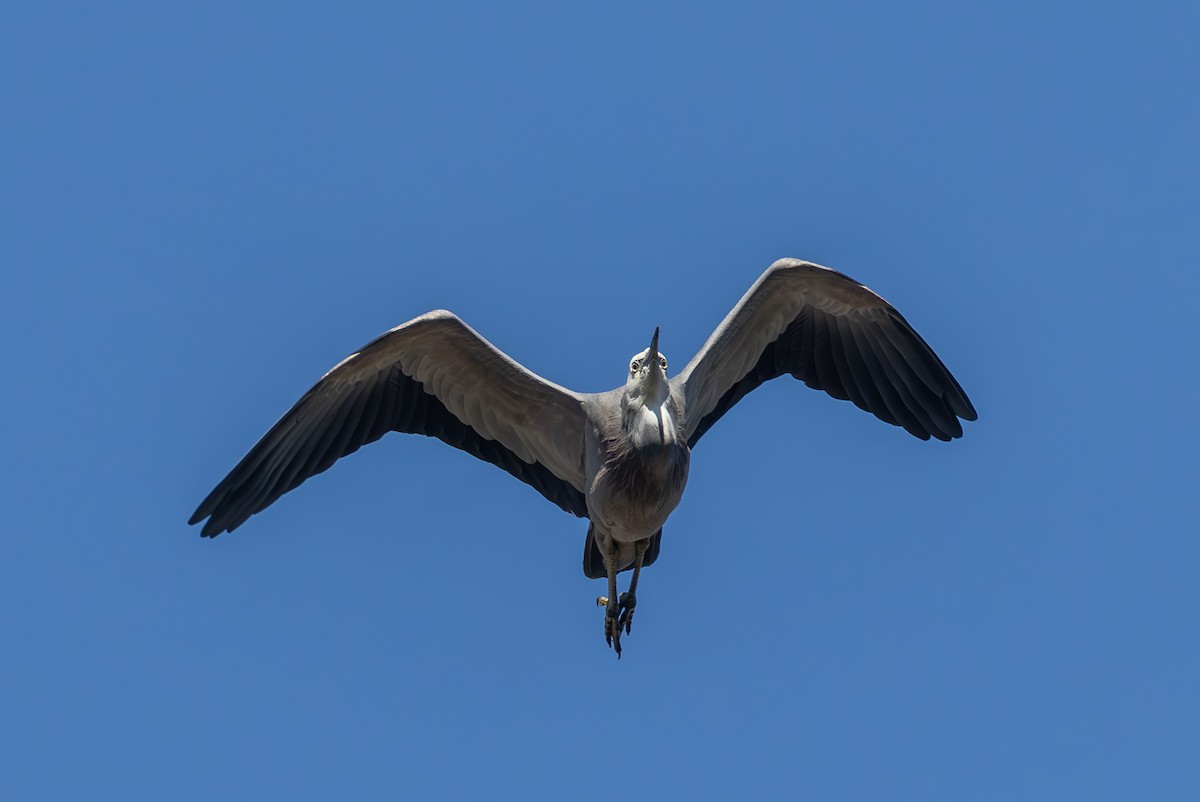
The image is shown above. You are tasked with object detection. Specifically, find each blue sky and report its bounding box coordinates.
[3,2,1197,799]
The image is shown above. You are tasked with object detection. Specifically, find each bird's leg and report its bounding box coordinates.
[603,540,623,657]
[618,540,648,635]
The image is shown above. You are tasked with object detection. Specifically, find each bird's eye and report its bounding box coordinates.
[630,359,641,373]
[659,356,668,370]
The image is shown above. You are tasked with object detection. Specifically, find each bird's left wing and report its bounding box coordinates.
[673,259,977,446]
[190,310,589,536]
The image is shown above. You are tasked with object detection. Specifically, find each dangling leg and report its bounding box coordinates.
[618,539,649,635]
[603,538,623,657]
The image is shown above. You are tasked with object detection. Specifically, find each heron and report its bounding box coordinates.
[190,258,976,656]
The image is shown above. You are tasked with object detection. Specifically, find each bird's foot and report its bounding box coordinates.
[601,592,638,658]
[604,598,623,658]
[618,591,636,635]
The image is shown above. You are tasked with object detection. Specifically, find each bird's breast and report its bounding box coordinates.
[587,439,690,543]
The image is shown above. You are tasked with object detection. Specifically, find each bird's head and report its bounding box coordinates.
[625,327,669,403]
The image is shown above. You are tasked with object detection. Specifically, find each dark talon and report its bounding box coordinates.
[605,619,622,657]
[618,591,637,635]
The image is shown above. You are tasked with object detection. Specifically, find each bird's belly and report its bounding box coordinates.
[586,444,690,543]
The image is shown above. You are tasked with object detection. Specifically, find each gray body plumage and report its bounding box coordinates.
[190,258,977,655]
[581,334,691,575]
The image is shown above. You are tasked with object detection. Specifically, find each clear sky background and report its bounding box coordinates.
[3,2,1197,800]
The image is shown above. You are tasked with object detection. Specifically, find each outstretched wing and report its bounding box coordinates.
[190,310,589,536]
[673,259,976,446]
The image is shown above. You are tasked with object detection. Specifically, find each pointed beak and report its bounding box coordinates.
[648,327,660,367]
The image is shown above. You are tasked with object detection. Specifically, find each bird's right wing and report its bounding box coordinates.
[673,259,976,446]
[190,310,589,537]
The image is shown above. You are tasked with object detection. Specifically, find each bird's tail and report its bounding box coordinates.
[582,524,662,579]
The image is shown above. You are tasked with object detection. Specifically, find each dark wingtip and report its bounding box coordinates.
[189,506,228,537]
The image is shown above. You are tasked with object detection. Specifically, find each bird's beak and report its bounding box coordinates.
[648,327,660,369]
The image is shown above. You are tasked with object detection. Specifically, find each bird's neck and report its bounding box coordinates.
[624,390,680,450]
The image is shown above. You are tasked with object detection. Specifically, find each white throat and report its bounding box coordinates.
[626,380,677,448]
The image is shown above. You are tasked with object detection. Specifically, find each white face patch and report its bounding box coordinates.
[629,349,669,378]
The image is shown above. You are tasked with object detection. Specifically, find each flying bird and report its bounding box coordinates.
[190,258,976,656]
